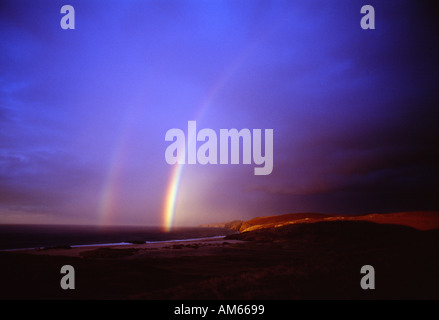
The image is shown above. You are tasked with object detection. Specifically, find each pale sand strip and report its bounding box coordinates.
[20,237,245,258]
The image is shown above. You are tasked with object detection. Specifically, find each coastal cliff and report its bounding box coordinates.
[205,211,439,233]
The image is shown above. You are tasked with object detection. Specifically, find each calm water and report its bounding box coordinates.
[0,224,236,250]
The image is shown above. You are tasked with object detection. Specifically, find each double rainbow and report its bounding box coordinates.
[98,23,279,230]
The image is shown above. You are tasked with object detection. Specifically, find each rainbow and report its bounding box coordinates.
[161,59,242,231]
[97,113,133,225]
[162,156,185,231]
[161,26,280,231]
[98,135,126,225]
[96,23,280,230]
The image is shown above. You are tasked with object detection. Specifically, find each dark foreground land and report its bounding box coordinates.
[1,220,438,299]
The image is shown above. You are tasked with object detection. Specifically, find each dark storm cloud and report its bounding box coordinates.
[0,149,104,213]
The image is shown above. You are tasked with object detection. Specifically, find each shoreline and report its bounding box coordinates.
[0,234,233,253]
[10,235,245,258]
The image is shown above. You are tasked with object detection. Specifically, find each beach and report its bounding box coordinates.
[16,236,244,258]
[1,216,438,300]
[0,236,252,299]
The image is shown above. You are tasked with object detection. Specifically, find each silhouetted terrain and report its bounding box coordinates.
[1,213,438,299]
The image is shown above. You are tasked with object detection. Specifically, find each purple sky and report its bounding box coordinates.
[1,0,438,226]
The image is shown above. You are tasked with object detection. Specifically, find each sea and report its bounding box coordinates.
[0,224,236,251]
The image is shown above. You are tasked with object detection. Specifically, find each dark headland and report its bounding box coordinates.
[1,211,438,299]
